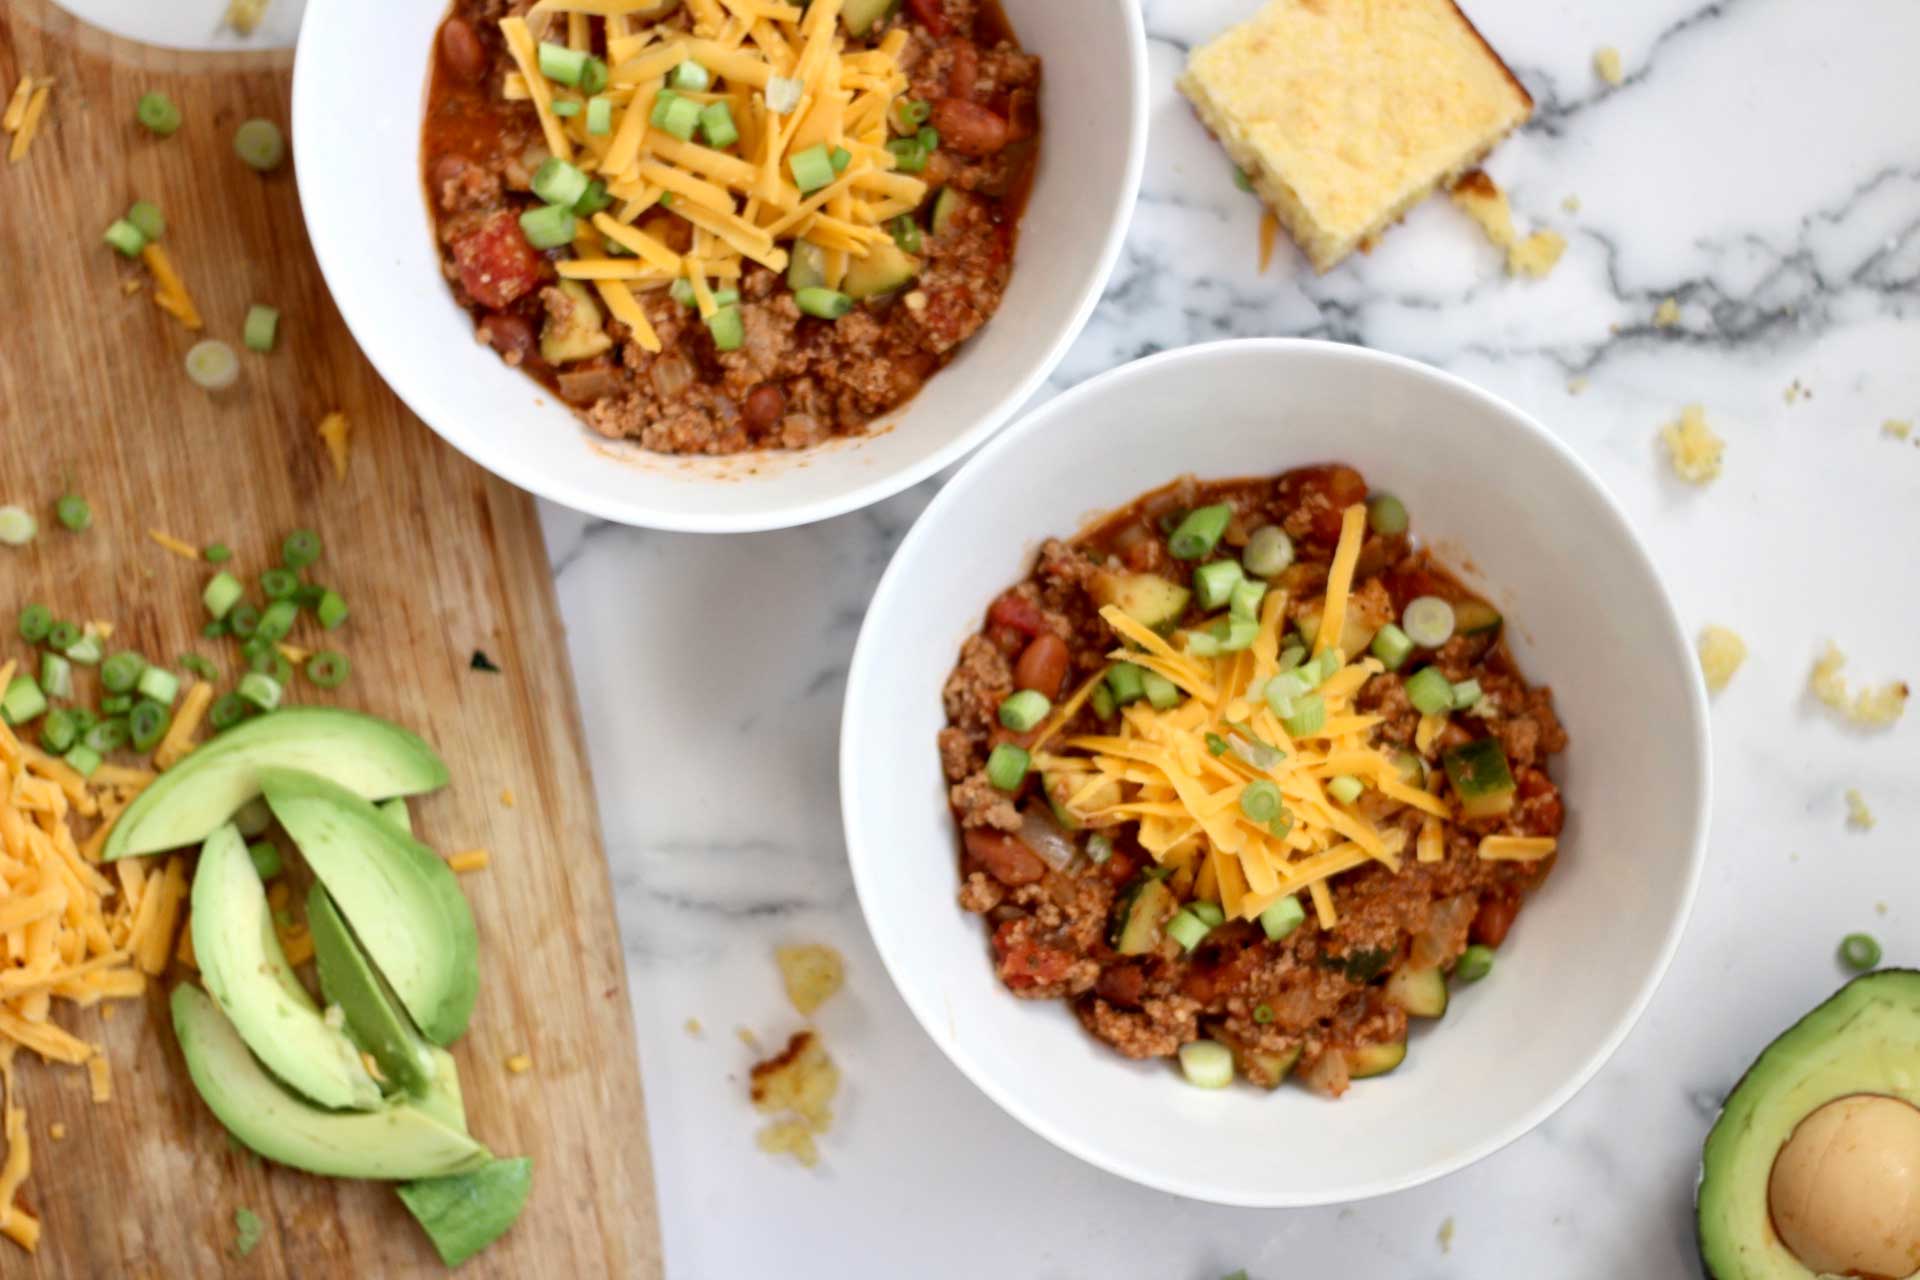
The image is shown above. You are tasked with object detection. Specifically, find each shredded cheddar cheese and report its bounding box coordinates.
[146,529,201,561]
[505,1053,533,1074]
[446,849,492,874]
[317,412,351,480]
[5,78,50,165]
[139,244,202,331]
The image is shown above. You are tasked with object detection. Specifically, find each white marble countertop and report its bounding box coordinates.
[67,0,1920,1273]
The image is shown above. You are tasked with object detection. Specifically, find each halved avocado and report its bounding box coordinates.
[171,984,489,1180]
[1698,970,1920,1280]
[261,768,479,1046]
[539,280,613,365]
[310,885,438,1099]
[103,708,448,861]
[1347,1039,1408,1079]
[379,797,414,836]
[931,187,972,237]
[1384,965,1448,1018]
[841,240,919,300]
[398,1157,535,1268]
[191,825,383,1111]
[840,0,900,37]
[1090,571,1191,632]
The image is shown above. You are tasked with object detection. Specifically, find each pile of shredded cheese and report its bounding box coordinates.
[500,0,928,348]
[1032,505,1555,931]
[3,75,51,165]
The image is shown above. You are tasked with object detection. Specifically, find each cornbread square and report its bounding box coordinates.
[1179,0,1533,272]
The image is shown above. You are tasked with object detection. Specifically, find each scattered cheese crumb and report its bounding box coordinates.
[1450,172,1565,279]
[1782,379,1812,405]
[736,1027,761,1052]
[317,412,351,480]
[446,849,491,874]
[5,78,51,165]
[141,243,203,331]
[683,1018,703,1037]
[46,1124,63,1142]
[755,1120,820,1167]
[276,642,310,664]
[1593,46,1624,86]
[87,1055,111,1104]
[1845,789,1875,831]
[225,0,270,34]
[1653,297,1681,328]
[1566,375,1590,395]
[750,1032,839,1167]
[775,944,845,1018]
[1508,231,1566,279]
[1809,643,1909,728]
[1561,194,1582,214]
[1660,405,1724,483]
[1883,419,1913,441]
[147,529,202,561]
[1257,210,1280,275]
[120,278,142,297]
[1697,626,1747,694]
[505,1053,532,1075]
[1438,1216,1456,1253]
[500,788,515,808]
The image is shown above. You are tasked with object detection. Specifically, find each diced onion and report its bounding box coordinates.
[1017,808,1077,871]
[185,339,240,390]
[0,505,37,547]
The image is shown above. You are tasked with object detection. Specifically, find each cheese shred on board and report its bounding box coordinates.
[0,660,181,1253]
[4,76,51,165]
[501,0,926,295]
[1039,506,1463,926]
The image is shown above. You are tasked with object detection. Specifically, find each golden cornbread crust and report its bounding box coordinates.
[1178,0,1533,272]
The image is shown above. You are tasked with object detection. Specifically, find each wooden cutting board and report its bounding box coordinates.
[0,3,662,1274]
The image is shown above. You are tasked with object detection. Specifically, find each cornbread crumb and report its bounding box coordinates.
[755,1120,820,1167]
[1449,172,1564,278]
[1566,376,1590,395]
[1178,0,1532,273]
[684,1017,703,1037]
[1660,404,1724,483]
[1783,378,1811,405]
[736,1026,761,1052]
[1561,194,1582,214]
[1594,46,1624,86]
[1845,789,1875,831]
[121,278,142,296]
[1697,626,1747,694]
[775,944,845,1017]
[751,1032,840,1167]
[1883,418,1913,440]
[1508,230,1566,278]
[1653,297,1681,327]
[1809,643,1909,728]
[505,1053,532,1074]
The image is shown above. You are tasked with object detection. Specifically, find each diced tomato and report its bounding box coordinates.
[451,209,544,308]
[987,591,1046,637]
[993,922,1075,989]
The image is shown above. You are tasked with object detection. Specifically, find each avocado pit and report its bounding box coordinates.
[1768,1093,1920,1279]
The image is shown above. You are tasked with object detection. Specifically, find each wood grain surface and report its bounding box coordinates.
[0,2,662,1274]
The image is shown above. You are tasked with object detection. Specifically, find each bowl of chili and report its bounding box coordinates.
[841,338,1711,1205]
[293,0,1146,532]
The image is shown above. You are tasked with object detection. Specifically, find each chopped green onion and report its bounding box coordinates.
[788,144,835,193]
[537,41,589,85]
[1252,1003,1275,1024]
[128,700,171,752]
[306,650,351,689]
[126,199,166,242]
[1327,774,1364,805]
[1141,670,1181,711]
[1106,662,1146,706]
[1260,895,1305,941]
[829,145,852,172]
[0,506,36,547]
[1090,683,1116,721]
[1168,504,1233,560]
[1239,779,1282,823]
[890,98,931,132]
[1232,166,1255,193]
[1228,578,1266,621]
[63,743,102,778]
[227,602,261,640]
[99,695,132,717]
[917,126,940,151]
[248,841,284,881]
[1177,1040,1233,1089]
[706,306,745,352]
[0,677,46,727]
[1205,732,1229,757]
[255,600,298,643]
[103,217,147,257]
[794,287,852,319]
[1223,727,1283,770]
[1167,909,1212,952]
[1455,944,1495,983]
[136,91,182,136]
[137,666,180,706]
[1280,693,1325,738]
[1188,618,1258,658]
[233,118,285,172]
[1242,525,1293,577]
[1405,667,1454,716]
[39,708,78,755]
[997,689,1051,731]
[577,56,610,95]
[1086,833,1114,865]
[669,279,697,308]
[884,138,928,173]
[765,75,803,114]
[574,179,612,216]
[237,672,283,712]
[1367,494,1409,535]
[17,605,51,643]
[1839,932,1882,972]
[1402,596,1457,648]
[985,743,1029,791]
[84,718,129,752]
[45,621,79,650]
[549,100,581,117]
[39,654,73,701]
[63,632,102,666]
[532,157,590,208]
[205,542,233,563]
[1452,679,1483,710]
[54,494,91,532]
[185,339,240,390]
[208,692,249,732]
[202,571,244,619]
[1192,559,1244,611]
[1370,622,1414,671]
[243,304,280,353]
[671,59,711,91]
[698,101,738,148]
[518,204,576,250]
[260,568,299,601]
[888,214,923,254]
[657,93,702,141]
[280,528,320,569]
[179,654,217,682]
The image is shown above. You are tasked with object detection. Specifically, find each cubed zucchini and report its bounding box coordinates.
[1453,598,1503,636]
[1443,736,1516,819]
[931,187,971,237]
[1384,965,1448,1018]
[841,240,919,300]
[1346,1039,1408,1079]
[1090,571,1191,631]
[539,280,612,364]
[1110,877,1176,956]
[840,0,899,36]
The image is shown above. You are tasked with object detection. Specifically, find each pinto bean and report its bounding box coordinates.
[965,828,1045,887]
[1013,633,1069,698]
[929,98,1012,156]
[478,311,535,361]
[743,384,786,430]
[439,18,488,83]
[1096,963,1147,1008]
[1472,894,1520,948]
[946,40,979,100]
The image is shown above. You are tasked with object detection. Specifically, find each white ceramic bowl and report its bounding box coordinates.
[292,2,1145,532]
[841,339,1712,1206]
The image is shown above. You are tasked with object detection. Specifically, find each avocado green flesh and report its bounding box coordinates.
[190,825,382,1111]
[397,1157,534,1267]
[420,1048,470,1135]
[103,708,449,861]
[1697,970,1920,1280]
[309,886,437,1098]
[171,984,488,1180]
[261,768,478,1046]
[379,797,414,836]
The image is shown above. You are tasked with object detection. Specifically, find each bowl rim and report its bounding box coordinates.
[839,336,1714,1206]
[289,0,1150,534]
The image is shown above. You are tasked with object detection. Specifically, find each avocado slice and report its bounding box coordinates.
[397,1157,534,1268]
[261,768,479,1046]
[309,886,438,1099]
[191,825,383,1111]
[1697,970,1920,1280]
[379,797,414,836]
[841,240,919,300]
[103,708,448,861]
[420,1047,470,1135]
[171,984,489,1180]
[1089,571,1191,632]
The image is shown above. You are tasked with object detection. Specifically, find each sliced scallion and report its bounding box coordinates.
[137,666,180,707]
[18,605,51,643]
[1166,909,1211,952]
[1242,525,1293,577]
[1370,622,1414,671]
[39,653,73,701]
[1280,693,1325,738]
[0,677,46,726]
[1452,679,1483,710]
[706,307,744,352]
[795,287,852,320]
[997,689,1051,732]
[1366,493,1409,535]
[127,200,166,241]
[1455,944,1495,983]
[1260,895,1306,941]
[136,91,182,136]
[243,304,280,353]
[55,494,91,532]
[1141,670,1181,711]
[237,671,283,712]
[788,144,835,194]
[1402,596,1457,649]
[233,118,285,172]
[306,650,351,689]
[127,700,170,752]
[185,339,240,390]
[537,41,589,85]
[1404,667,1454,716]
[103,218,147,258]
[518,205,576,250]
[1327,774,1364,805]
[1168,503,1232,560]
[985,742,1029,791]
[1239,779,1281,823]
[281,528,321,568]
[1192,559,1243,611]
[671,59,711,92]
[698,101,737,148]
